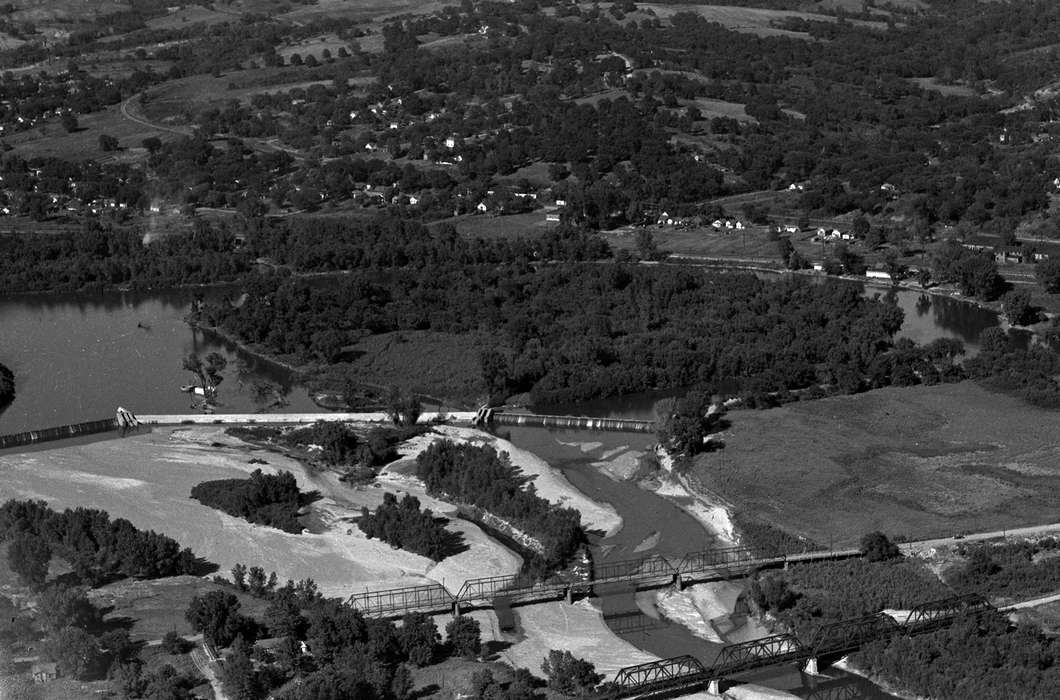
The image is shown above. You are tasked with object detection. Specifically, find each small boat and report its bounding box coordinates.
[179,384,197,393]
[136,322,151,330]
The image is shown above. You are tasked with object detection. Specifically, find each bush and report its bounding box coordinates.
[161,630,190,654]
[860,531,902,562]
[190,470,317,533]
[357,492,464,561]
[446,616,481,658]
[541,650,601,696]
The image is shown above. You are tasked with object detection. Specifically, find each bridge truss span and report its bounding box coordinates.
[347,582,453,617]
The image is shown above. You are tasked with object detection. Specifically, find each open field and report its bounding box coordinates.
[4,103,168,161]
[89,575,268,642]
[337,329,487,406]
[910,77,979,97]
[451,211,552,240]
[279,0,450,24]
[693,383,1060,548]
[1011,599,1060,635]
[638,3,888,38]
[146,5,236,30]
[691,97,754,122]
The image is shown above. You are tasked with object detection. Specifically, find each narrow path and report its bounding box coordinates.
[120,94,195,137]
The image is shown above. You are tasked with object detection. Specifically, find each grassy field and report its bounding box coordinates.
[638,2,888,38]
[693,382,1060,548]
[89,575,268,642]
[5,103,167,161]
[451,211,552,239]
[338,330,488,407]
[691,97,754,122]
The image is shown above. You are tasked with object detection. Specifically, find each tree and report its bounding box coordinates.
[38,584,101,632]
[99,134,119,151]
[399,612,439,666]
[446,616,481,658]
[185,590,248,648]
[142,136,162,154]
[1037,258,1060,293]
[220,646,264,700]
[182,352,227,393]
[7,532,51,588]
[386,386,421,426]
[60,112,78,132]
[1003,288,1036,326]
[265,594,304,639]
[635,229,659,260]
[541,650,601,696]
[43,626,100,679]
[860,531,901,562]
[161,630,190,655]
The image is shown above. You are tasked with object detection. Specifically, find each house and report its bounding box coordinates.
[476,201,488,213]
[787,183,805,191]
[995,247,1023,264]
[812,263,824,272]
[783,225,799,234]
[545,212,561,223]
[1034,251,1050,262]
[555,199,566,207]
[444,137,456,149]
[866,270,892,281]
[734,221,745,230]
[31,662,58,683]
[407,195,420,206]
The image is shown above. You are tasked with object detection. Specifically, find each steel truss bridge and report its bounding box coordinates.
[347,543,859,618]
[601,594,994,699]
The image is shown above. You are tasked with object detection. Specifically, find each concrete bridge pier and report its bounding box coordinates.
[452,601,462,617]
[674,572,686,591]
[803,657,821,676]
[706,678,722,696]
[565,586,573,604]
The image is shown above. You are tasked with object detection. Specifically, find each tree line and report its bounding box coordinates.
[0,361,13,407]
[416,440,583,571]
[0,499,197,583]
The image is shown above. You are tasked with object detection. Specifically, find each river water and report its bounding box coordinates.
[0,277,1003,697]
[0,279,1003,435]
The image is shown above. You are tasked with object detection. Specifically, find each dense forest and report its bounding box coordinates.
[856,614,1060,700]
[190,469,317,534]
[946,539,1060,600]
[358,492,465,561]
[416,440,583,569]
[750,558,951,638]
[0,499,197,581]
[0,361,13,407]
[202,260,909,405]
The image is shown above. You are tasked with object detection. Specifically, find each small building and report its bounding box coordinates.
[31,662,58,683]
[866,270,892,281]
[476,201,488,213]
[545,212,561,223]
[783,225,799,234]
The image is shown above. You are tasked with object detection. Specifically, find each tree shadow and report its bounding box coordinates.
[482,639,513,659]
[433,517,470,559]
[188,557,220,577]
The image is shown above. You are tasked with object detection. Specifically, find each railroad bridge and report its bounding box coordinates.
[604,594,994,698]
[346,544,860,618]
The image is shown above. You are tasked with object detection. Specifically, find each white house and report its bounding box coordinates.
[866,270,892,281]
[545,212,561,223]
[444,137,456,149]
[783,225,799,234]
[476,201,488,213]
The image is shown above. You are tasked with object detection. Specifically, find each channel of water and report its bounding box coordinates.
[0,276,1005,697]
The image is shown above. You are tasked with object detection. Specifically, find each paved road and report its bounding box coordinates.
[901,522,1060,553]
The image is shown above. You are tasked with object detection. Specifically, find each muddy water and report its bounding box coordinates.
[503,425,896,699]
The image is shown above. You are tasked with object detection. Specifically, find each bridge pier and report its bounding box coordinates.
[452,600,462,617]
[706,679,722,696]
[803,657,820,676]
[565,586,573,605]
[674,572,685,591]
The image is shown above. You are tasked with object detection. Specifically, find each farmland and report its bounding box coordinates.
[694,382,1060,548]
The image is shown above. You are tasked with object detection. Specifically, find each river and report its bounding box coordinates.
[0,279,1004,435]
[0,278,1005,697]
